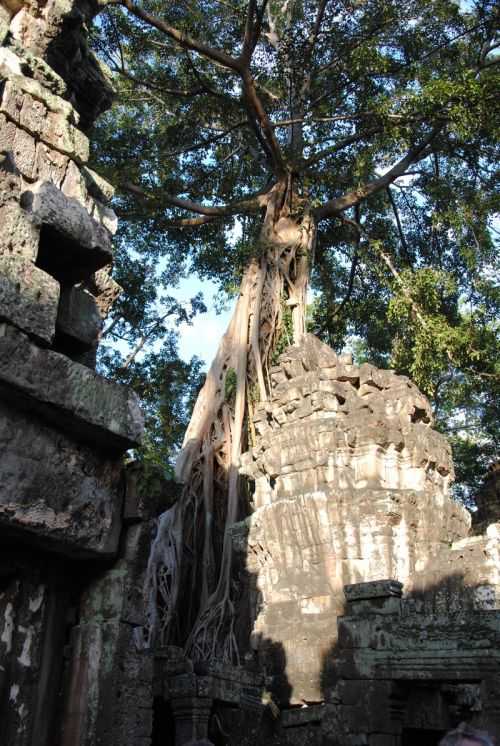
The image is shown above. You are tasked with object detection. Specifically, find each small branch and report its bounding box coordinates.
[331,206,360,320]
[386,186,410,262]
[307,0,329,59]
[163,120,247,158]
[303,127,380,168]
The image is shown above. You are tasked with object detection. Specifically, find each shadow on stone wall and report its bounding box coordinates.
[318,571,500,746]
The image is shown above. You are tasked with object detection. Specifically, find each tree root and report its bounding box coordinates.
[144,187,316,661]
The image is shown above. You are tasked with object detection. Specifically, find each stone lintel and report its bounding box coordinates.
[0,324,143,451]
[344,580,404,602]
[159,663,265,709]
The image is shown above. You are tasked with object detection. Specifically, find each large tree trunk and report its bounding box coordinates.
[145,186,316,662]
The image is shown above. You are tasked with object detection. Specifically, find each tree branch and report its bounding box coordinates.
[314,127,441,221]
[303,127,380,167]
[386,186,410,262]
[123,181,267,216]
[114,0,242,72]
[164,120,247,159]
[331,205,360,320]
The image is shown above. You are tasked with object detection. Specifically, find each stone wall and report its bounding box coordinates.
[236,335,472,704]
[0,3,160,744]
[229,335,500,744]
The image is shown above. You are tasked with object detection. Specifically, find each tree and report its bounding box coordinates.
[92,0,500,659]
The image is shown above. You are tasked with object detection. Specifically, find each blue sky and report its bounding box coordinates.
[168,276,233,366]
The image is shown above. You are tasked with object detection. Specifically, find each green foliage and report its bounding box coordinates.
[90,0,500,501]
[99,336,205,476]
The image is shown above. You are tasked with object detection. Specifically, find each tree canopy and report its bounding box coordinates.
[93,0,499,499]
[90,0,499,658]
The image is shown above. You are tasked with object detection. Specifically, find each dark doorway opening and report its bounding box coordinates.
[152,697,175,746]
[402,727,445,745]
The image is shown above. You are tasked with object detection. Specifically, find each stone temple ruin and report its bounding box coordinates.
[0,2,499,745]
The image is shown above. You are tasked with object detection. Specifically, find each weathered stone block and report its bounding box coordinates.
[0,112,17,157]
[0,255,59,343]
[0,65,74,121]
[21,180,113,282]
[19,87,48,135]
[56,285,102,346]
[61,157,87,203]
[0,143,21,204]
[82,165,115,202]
[0,200,39,259]
[0,401,123,556]
[12,125,36,179]
[0,324,143,450]
[0,78,25,122]
[34,141,69,186]
[87,265,122,319]
[90,198,118,235]
[41,109,89,162]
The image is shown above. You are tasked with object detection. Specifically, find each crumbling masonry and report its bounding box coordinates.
[1,3,499,746]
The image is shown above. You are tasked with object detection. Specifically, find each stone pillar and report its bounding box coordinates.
[170,697,214,746]
[323,581,405,746]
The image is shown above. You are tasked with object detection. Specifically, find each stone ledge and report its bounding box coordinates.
[344,580,404,602]
[281,704,325,728]
[0,324,143,451]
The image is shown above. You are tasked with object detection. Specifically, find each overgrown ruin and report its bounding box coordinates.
[0,2,499,745]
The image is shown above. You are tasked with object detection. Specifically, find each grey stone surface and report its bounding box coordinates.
[0,200,40,259]
[0,324,143,450]
[236,335,469,704]
[22,180,113,281]
[344,580,403,601]
[0,7,146,746]
[0,400,123,556]
[56,285,103,346]
[0,254,59,343]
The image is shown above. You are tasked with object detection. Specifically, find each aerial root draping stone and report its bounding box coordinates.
[0,324,143,450]
[0,255,59,342]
